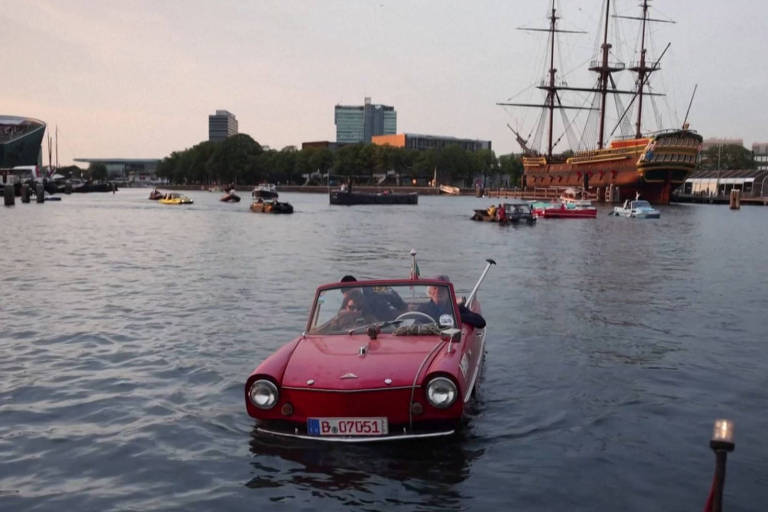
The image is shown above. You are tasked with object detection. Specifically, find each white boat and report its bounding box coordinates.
[612,199,660,218]
[252,183,278,199]
[439,184,460,195]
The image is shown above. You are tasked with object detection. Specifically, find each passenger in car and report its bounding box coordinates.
[418,275,486,329]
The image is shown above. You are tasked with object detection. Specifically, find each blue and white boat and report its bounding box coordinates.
[612,199,660,219]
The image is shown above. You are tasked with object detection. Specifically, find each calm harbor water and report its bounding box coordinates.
[1,188,767,511]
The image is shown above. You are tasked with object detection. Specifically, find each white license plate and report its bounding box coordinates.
[307,417,388,436]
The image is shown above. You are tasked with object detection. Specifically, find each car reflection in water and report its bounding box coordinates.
[246,424,484,507]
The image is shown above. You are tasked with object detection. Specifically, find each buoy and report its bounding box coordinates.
[4,184,14,206]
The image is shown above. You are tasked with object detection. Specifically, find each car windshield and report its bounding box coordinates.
[633,200,651,208]
[308,283,457,334]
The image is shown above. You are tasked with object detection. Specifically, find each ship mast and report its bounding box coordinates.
[635,0,650,138]
[496,0,591,158]
[615,0,674,138]
[596,0,612,149]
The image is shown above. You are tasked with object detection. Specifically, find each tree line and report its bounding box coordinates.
[698,144,756,171]
[50,139,759,186]
[153,134,525,187]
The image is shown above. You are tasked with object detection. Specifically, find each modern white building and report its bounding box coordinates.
[208,110,238,142]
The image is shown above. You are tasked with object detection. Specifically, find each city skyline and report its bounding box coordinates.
[3,0,767,166]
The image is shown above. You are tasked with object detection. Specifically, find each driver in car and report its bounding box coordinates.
[417,276,486,329]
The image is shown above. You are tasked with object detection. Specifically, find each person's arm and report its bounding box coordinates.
[458,304,486,328]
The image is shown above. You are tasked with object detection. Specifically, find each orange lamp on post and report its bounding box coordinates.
[706,419,735,512]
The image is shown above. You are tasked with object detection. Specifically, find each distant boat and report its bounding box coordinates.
[439,185,461,195]
[250,198,293,214]
[220,190,241,202]
[612,198,660,218]
[329,189,418,205]
[159,193,193,205]
[252,183,278,199]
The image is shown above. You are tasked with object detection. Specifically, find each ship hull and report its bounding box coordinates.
[522,130,702,204]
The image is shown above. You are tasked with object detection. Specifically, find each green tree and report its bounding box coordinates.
[498,153,524,187]
[699,144,755,170]
[207,134,263,184]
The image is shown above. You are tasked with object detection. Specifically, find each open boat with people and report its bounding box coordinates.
[220,189,241,202]
[159,192,193,205]
[244,252,494,442]
[148,188,164,200]
[250,198,293,214]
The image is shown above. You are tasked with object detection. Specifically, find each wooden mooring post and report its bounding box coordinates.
[4,184,14,206]
[730,189,741,209]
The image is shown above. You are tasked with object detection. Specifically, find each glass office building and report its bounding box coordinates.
[335,97,396,144]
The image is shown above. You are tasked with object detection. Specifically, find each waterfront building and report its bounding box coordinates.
[371,133,492,152]
[208,110,238,142]
[674,168,768,200]
[752,142,768,171]
[335,97,396,144]
[701,138,744,151]
[0,115,46,170]
[74,158,161,184]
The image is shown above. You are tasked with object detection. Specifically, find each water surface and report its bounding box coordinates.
[1,189,766,511]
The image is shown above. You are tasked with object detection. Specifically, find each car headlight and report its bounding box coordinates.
[248,379,279,410]
[425,377,457,409]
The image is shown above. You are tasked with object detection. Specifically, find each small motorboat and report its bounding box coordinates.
[244,252,494,442]
[220,190,241,202]
[252,183,278,199]
[159,193,193,205]
[612,199,660,218]
[439,184,461,195]
[537,202,597,218]
[149,189,164,200]
[250,198,293,214]
[532,191,597,218]
[329,189,418,205]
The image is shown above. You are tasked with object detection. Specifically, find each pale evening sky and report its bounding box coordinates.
[2,0,765,166]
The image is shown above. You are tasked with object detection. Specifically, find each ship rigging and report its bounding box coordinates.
[497,0,702,204]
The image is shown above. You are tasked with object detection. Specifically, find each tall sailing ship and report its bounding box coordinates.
[499,0,702,204]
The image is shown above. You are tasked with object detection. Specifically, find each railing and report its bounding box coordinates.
[484,187,598,202]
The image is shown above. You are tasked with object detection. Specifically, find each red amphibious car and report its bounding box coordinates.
[245,263,492,442]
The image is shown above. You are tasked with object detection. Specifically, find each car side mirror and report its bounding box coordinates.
[441,328,462,352]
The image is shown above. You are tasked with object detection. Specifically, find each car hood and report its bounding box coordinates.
[282,334,445,390]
